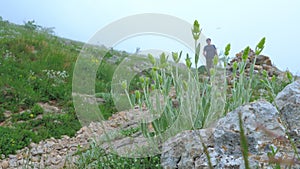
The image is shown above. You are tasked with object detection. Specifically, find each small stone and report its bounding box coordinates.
[17,159,24,166]
[264,58,272,66]
[8,154,16,159]
[254,65,262,70]
[37,102,61,113]
[29,142,37,148]
[45,157,52,166]
[51,155,62,165]
[9,157,17,167]
[44,140,55,148]
[16,153,22,160]
[77,126,88,134]
[62,135,70,139]
[262,64,272,71]
[256,55,270,65]
[31,145,44,156]
[53,143,63,150]
[3,111,12,118]
[1,160,9,169]
[31,156,39,162]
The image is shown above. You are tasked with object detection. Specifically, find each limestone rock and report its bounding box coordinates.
[1,160,9,169]
[275,80,300,108]
[37,102,61,114]
[8,155,17,168]
[275,80,300,152]
[160,100,298,169]
[161,129,214,169]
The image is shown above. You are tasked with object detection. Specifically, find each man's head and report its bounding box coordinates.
[206,38,211,45]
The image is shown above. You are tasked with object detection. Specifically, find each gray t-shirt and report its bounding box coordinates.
[204,45,216,59]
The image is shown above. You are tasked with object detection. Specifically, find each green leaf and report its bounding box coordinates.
[192,20,201,41]
[255,37,266,55]
[160,52,167,66]
[242,46,250,61]
[135,90,141,99]
[185,54,192,68]
[262,70,268,78]
[213,55,218,66]
[286,71,293,82]
[225,43,231,56]
[192,20,200,33]
[172,52,178,63]
[139,76,145,83]
[195,43,201,66]
[148,54,156,65]
[233,61,238,70]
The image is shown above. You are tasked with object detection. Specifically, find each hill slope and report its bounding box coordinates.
[0,18,128,156]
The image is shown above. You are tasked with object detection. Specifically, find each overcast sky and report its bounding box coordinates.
[1,0,299,74]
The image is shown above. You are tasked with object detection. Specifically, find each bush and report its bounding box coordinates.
[11,104,44,122]
[75,142,162,169]
[14,113,81,140]
[0,126,36,156]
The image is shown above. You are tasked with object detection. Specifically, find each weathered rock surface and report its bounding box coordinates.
[161,129,214,168]
[161,100,298,168]
[161,80,300,169]
[275,80,300,154]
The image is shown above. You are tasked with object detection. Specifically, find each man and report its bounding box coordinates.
[203,38,218,76]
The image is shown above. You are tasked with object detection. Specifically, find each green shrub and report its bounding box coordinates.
[75,142,162,169]
[0,126,36,156]
[11,104,44,122]
[120,127,140,137]
[31,104,44,114]
[14,113,81,140]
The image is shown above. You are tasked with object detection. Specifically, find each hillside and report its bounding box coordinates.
[0,17,299,168]
[0,18,130,156]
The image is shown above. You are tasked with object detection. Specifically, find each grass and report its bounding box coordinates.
[0,18,125,157]
[73,141,162,169]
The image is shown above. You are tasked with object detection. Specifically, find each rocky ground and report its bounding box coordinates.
[0,105,155,169]
[226,49,283,85]
[1,52,298,169]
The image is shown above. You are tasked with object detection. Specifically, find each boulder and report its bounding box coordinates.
[161,100,299,168]
[275,80,300,152]
[161,129,214,168]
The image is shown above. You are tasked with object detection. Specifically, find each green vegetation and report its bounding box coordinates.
[120,127,140,137]
[74,142,161,169]
[0,126,35,155]
[0,17,298,168]
[0,18,124,157]
[102,20,297,168]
